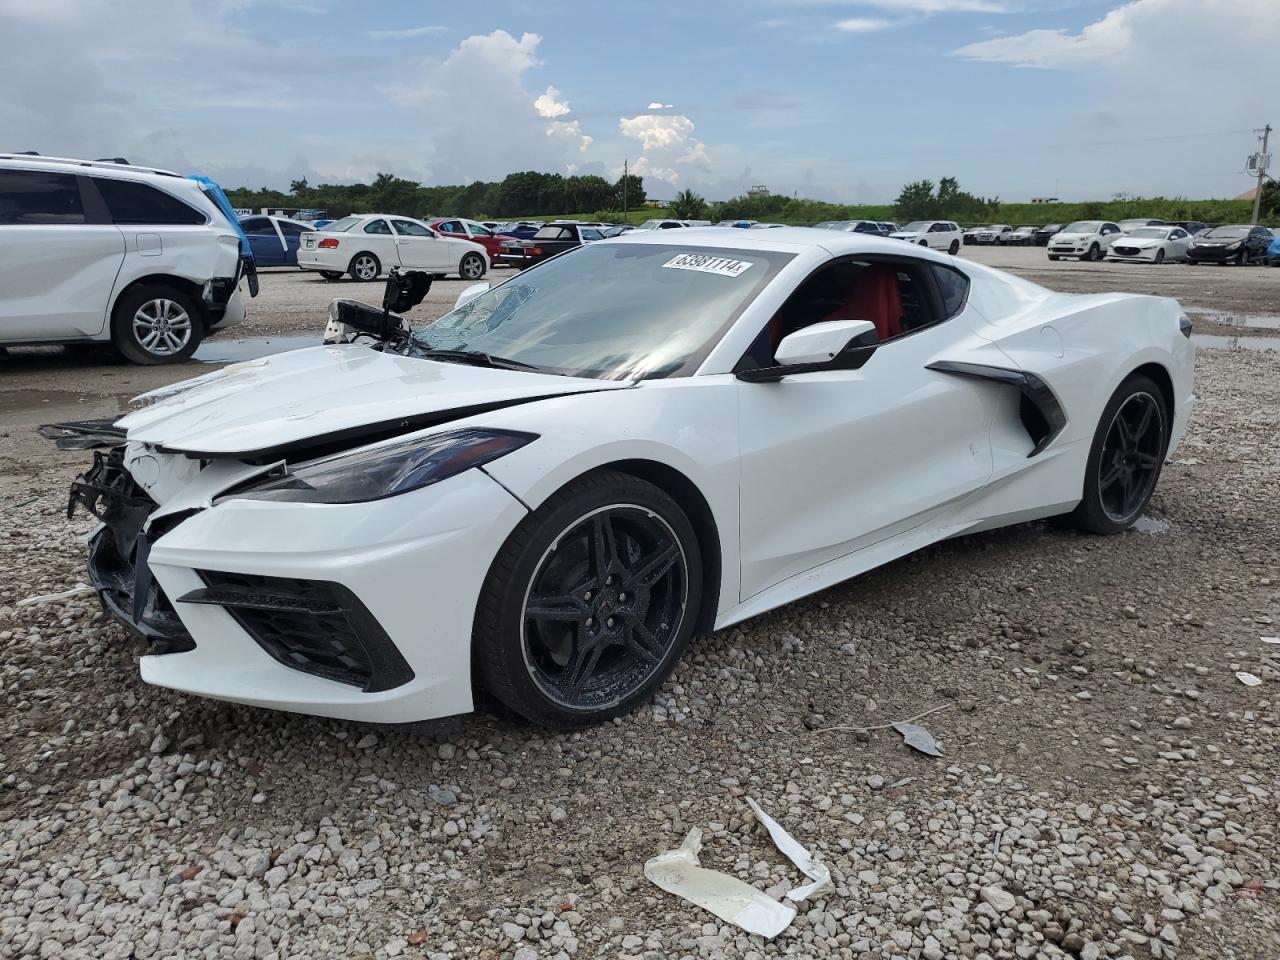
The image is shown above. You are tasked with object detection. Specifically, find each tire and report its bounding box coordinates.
[320,270,344,281]
[1067,374,1170,535]
[918,239,928,247]
[1152,249,1164,264]
[110,284,202,365]
[1048,255,1060,261]
[1236,248,1249,266]
[348,252,380,281]
[459,252,486,281]
[1085,243,1101,262]
[473,470,703,728]
[948,239,960,255]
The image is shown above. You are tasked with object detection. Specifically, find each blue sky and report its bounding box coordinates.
[1,0,1272,203]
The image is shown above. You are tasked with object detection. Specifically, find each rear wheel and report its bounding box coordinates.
[110,284,202,365]
[348,252,380,281]
[473,471,702,728]
[1067,374,1169,534]
[320,270,344,281]
[460,251,486,280]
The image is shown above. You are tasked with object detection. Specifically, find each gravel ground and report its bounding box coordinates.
[1,251,1278,960]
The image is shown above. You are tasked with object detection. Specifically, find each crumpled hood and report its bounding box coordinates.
[120,344,631,457]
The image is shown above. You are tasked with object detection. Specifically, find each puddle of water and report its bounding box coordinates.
[1130,515,1171,536]
[195,335,318,364]
[0,390,134,425]
[1192,334,1280,351]
[1185,308,1280,331]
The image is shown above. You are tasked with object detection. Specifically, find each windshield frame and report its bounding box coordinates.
[408,241,796,381]
[1203,225,1249,238]
[1062,220,1102,233]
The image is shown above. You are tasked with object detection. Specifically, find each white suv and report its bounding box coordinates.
[891,220,963,254]
[0,154,254,364]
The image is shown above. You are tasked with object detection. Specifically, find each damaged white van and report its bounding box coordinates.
[0,154,256,364]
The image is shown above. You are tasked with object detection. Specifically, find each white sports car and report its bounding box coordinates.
[58,228,1194,728]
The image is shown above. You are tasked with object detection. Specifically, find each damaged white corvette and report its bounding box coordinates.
[59,228,1194,728]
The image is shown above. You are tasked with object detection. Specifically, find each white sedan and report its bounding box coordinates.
[298,213,489,282]
[890,220,963,254]
[1046,220,1124,261]
[1106,226,1193,264]
[61,228,1193,728]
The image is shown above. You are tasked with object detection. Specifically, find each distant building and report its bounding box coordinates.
[747,184,770,198]
[1030,197,1060,204]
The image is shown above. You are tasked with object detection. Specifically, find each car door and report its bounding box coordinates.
[358,217,400,268]
[1168,228,1189,259]
[1099,223,1121,249]
[0,168,125,340]
[390,218,450,272]
[735,256,995,599]
[241,217,283,266]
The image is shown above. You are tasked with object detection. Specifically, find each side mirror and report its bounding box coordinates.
[775,319,878,366]
[455,281,490,310]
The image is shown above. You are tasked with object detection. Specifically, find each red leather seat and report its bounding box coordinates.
[821,264,903,340]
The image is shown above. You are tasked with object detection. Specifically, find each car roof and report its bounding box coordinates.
[0,153,186,180]
[603,225,954,261]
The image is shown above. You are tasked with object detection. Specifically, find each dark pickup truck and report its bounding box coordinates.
[497,222,604,269]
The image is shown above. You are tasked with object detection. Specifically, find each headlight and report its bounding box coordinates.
[230,428,536,504]
[1225,241,1242,250]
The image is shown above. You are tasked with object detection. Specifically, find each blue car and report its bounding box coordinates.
[239,215,316,267]
[1268,229,1280,267]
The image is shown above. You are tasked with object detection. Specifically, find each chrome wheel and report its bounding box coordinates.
[1098,392,1165,523]
[521,504,688,711]
[460,253,485,280]
[352,254,378,280]
[132,298,192,357]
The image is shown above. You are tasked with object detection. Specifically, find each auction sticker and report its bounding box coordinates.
[662,252,755,278]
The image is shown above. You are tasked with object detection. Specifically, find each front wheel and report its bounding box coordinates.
[1154,249,1165,264]
[948,239,960,255]
[460,252,486,280]
[473,471,702,728]
[1067,374,1170,534]
[110,284,202,365]
[1048,255,1060,261]
[1085,243,1101,262]
[918,239,928,247]
[1236,248,1249,266]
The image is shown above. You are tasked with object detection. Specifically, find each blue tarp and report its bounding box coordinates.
[188,175,252,262]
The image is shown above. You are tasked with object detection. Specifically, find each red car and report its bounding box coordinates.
[428,218,507,263]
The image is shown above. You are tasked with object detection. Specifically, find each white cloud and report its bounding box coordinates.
[366,25,447,40]
[646,101,675,110]
[535,85,571,118]
[618,112,710,185]
[835,17,892,32]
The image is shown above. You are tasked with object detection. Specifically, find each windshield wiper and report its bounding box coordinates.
[416,348,544,373]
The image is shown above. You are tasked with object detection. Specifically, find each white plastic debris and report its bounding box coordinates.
[745,798,833,902]
[1236,671,1262,687]
[1261,637,1280,645]
[892,721,944,757]
[644,828,796,938]
[17,585,94,607]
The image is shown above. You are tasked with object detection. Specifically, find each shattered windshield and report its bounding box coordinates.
[409,243,793,380]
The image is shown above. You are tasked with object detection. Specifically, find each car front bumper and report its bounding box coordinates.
[1186,246,1242,262]
[73,447,529,723]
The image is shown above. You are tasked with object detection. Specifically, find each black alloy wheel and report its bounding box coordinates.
[473,471,702,727]
[1068,374,1169,533]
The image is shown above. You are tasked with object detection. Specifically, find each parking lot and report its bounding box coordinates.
[1,250,1277,959]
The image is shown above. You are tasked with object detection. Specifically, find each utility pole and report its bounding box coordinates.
[623,158,629,220]
[1250,124,1271,225]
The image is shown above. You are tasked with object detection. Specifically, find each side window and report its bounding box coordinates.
[0,169,86,224]
[931,265,969,318]
[278,220,310,236]
[468,223,493,237]
[580,228,602,241]
[241,217,275,235]
[439,220,461,233]
[391,219,431,236]
[364,218,392,235]
[95,178,205,225]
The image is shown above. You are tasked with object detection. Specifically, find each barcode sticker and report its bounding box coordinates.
[662,253,755,278]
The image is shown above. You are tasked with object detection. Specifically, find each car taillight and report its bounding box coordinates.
[532,247,543,255]
[318,238,339,248]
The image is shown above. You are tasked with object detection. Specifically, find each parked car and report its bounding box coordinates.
[1106,225,1193,264]
[1267,229,1280,266]
[1117,218,1167,234]
[813,220,889,235]
[1185,224,1273,265]
[715,219,756,228]
[1034,224,1064,246]
[1046,221,1123,261]
[637,218,689,230]
[967,224,1013,245]
[497,221,603,268]
[428,218,507,263]
[891,220,963,253]
[62,226,1193,727]
[1165,220,1209,236]
[496,221,543,240]
[240,215,315,267]
[602,224,637,238]
[878,222,901,235]
[749,222,787,229]
[1000,226,1039,246]
[0,153,254,364]
[298,214,489,281]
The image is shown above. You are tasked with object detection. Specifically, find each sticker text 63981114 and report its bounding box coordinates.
[662,253,755,278]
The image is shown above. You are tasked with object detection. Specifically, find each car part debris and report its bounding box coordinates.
[644,828,796,938]
[1236,671,1262,687]
[745,798,833,902]
[1261,636,1280,645]
[807,702,951,736]
[17,585,94,607]
[893,721,945,757]
[38,419,126,450]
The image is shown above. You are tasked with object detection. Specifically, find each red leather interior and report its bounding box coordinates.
[821,264,903,341]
